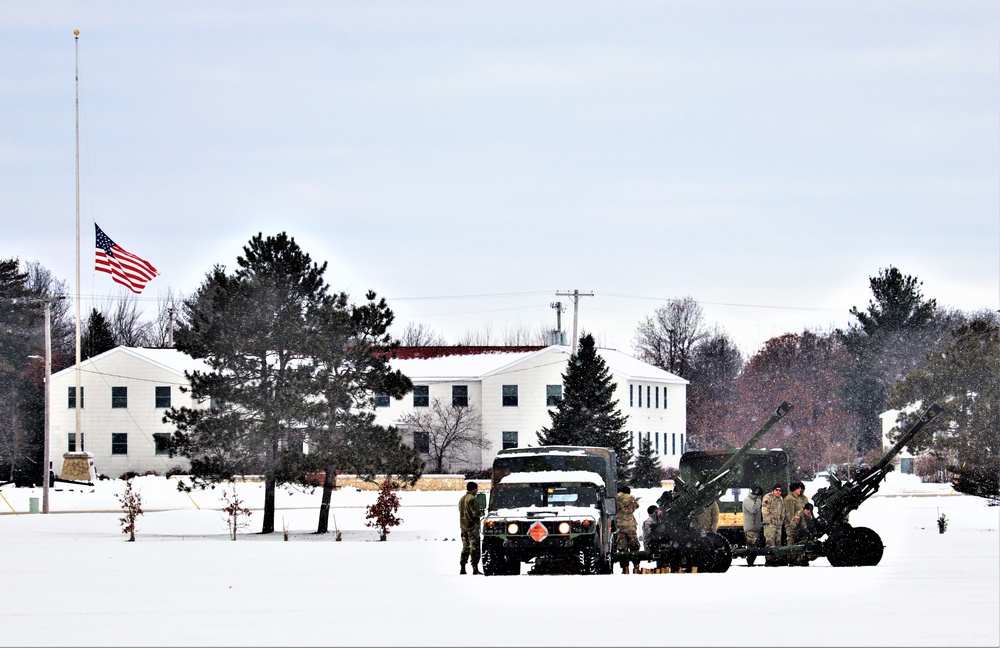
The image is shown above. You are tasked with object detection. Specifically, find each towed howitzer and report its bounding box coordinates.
[632,401,794,573]
[733,401,945,567]
[809,402,944,566]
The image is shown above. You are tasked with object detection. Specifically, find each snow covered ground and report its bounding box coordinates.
[0,473,997,647]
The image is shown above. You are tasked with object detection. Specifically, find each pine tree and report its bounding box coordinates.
[888,316,1000,499]
[537,334,632,484]
[631,436,663,488]
[167,232,331,534]
[82,308,116,360]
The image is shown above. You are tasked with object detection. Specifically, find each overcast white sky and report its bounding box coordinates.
[2,2,997,355]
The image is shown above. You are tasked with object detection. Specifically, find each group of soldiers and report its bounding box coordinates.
[614,484,722,573]
[743,480,817,566]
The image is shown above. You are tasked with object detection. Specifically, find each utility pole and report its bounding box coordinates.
[25,296,65,514]
[555,290,594,355]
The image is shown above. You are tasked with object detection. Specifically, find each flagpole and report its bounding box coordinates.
[74,29,82,453]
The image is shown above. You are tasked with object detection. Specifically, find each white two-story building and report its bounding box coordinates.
[49,347,209,478]
[381,345,688,472]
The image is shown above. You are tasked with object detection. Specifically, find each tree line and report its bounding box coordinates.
[630,267,998,496]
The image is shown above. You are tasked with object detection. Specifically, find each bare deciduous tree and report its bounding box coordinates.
[97,293,155,347]
[398,399,489,473]
[456,321,548,346]
[400,322,447,346]
[632,296,708,378]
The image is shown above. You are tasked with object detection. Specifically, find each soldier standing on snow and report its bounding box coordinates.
[761,483,786,566]
[615,485,640,574]
[458,481,482,575]
[742,486,764,566]
[784,481,810,565]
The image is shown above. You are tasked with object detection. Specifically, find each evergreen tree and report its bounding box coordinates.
[631,435,663,488]
[306,289,419,534]
[82,308,116,360]
[537,334,632,485]
[888,315,1000,499]
[839,266,945,453]
[167,232,331,534]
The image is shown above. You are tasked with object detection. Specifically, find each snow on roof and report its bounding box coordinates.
[390,344,686,383]
[498,470,605,487]
[51,347,211,380]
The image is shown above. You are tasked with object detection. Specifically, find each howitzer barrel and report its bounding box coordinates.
[814,401,943,526]
[871,402,944,474]
[665,400,794,516]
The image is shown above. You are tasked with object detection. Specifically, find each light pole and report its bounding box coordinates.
[28,297,60,513]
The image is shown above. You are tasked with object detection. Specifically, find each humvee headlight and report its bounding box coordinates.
[507,522,520,534]
[557,521,572,535]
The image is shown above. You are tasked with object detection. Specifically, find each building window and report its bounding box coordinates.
[546,384,562,407]
[413,431,430,453]
[412,385,429,408]
[647,386,651,409]
[502,385,518,407]
[111,433,128,455]
[663,388,668,409]
[681,433,686,454]
[672,433,676,456]
[112,386,128,409]
[68,433,84,452]
[629,385,633,407]
[452,385,468,408]
[153,433,172,456]
[655,386,659,409]
[155,386,171,408]
[638,384,642,408]
[67,386,84,409]
[502,431,518,450]
[655,432,659,454]
[374,394,390,408]
[629,431,635,452]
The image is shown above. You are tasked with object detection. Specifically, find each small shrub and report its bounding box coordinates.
[937,510,948,534]
[220,483,253,541]
[116,478,144,542]
[365,477,403,541]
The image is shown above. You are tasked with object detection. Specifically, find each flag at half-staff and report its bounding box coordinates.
[94,223,159,294]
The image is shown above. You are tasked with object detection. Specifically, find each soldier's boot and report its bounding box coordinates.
[472,563,482,575]
[460,561,467,575]
[621,564,630,574]
[632,562,640,574]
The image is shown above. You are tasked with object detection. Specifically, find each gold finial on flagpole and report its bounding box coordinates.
[74,29,80,36]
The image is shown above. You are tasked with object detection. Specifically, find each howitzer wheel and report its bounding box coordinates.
[826,526,884,567]
[699,532,733,573]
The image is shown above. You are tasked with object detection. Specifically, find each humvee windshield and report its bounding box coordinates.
[490,483,601,510]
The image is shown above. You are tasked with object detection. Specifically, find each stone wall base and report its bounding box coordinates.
[61,452,97,482]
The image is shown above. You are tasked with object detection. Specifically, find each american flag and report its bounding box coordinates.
[94,223,159,294]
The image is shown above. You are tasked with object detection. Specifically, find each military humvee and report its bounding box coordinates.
[481,446,618,576]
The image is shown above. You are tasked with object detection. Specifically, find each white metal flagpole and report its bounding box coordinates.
[74,29,82,453]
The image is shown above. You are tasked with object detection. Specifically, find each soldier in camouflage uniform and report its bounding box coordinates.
[690,500,720,534]
[615,486,640,574]
[761,483,786,566]
[742,486,764,566]
[458,481,482,575]
[783,481,810,566]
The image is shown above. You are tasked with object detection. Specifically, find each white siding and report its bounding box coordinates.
[49,348,206,478]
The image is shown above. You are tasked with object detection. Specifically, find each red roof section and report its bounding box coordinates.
[393,345,546,359]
